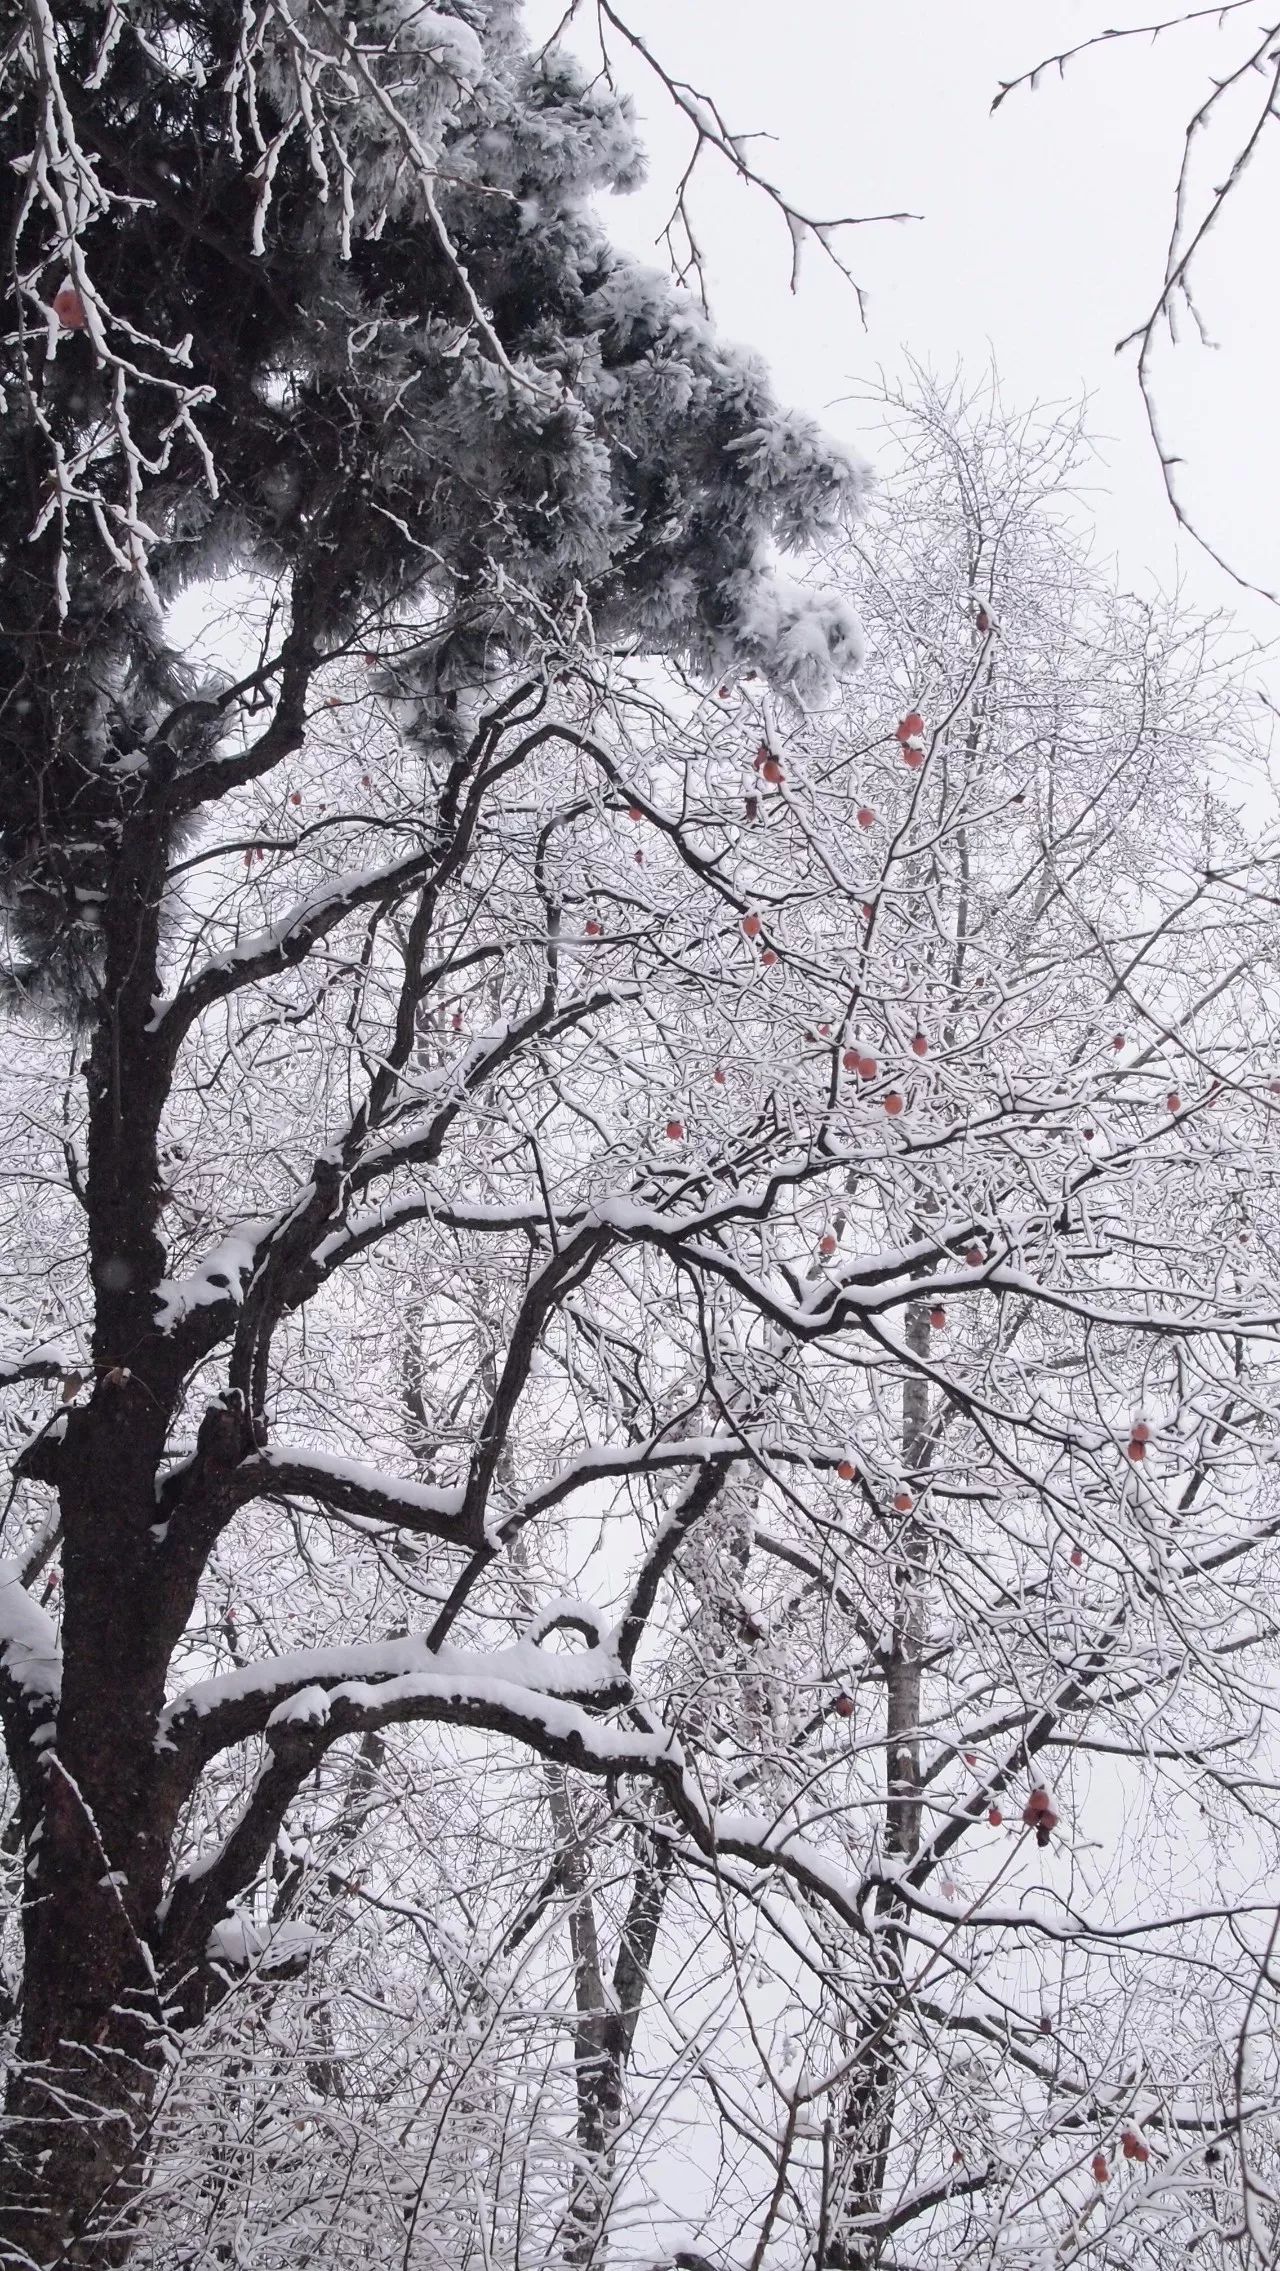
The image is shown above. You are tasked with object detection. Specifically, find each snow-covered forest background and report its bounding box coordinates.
[3,4,1280,2267]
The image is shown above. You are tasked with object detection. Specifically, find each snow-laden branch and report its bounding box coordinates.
[311,1192,550,1270]
[0,1342,74,1388]
[0,1558,60,1718]
[149,845,444,1041]
[519,1432,744,1524]
[152,1220,276,1337]
[155,1622,651,1966]
[236,1444,472,1546]
[157,1620,631,1769]
[0,1555,60,1796]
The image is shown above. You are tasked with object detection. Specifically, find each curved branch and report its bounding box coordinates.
[236,1444,473,1546]
[616,1461,730,1673]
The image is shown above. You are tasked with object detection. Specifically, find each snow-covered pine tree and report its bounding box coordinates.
[1,0,865,1003]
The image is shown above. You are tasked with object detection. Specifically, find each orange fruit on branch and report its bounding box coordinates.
[53,285,88,329]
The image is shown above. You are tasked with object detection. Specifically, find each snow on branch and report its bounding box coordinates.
[152,1220,276,1337]
[14,0,218,610]
[0,1342,75,1388]
[519,1432,746,1524]
[157,1621,631,1767]
[0,1558,60,1717]
[237,1443,472,1545]
[149,847,445,1040]
[0,1555,61,1792]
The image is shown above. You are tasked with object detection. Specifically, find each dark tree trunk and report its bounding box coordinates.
[0,830,217,2259]
[0,1436,172,2261]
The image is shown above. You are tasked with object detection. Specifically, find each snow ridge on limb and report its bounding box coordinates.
[0,1558,60,1717]
[0,1557,61,1814]
[239,1444,471,1545]
[156,1637,892,1981]
[0,1343,75,1388]
[152,1220,276,1336]
[148,847,448,1040]
[155,1631,658,1973]
[157,1624,633,1763]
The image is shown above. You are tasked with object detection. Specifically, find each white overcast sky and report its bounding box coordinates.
[533,1,1280,664]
